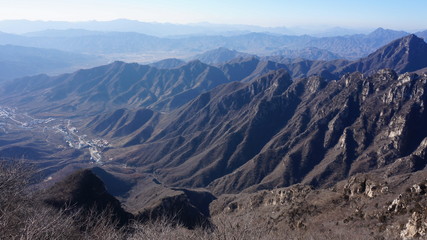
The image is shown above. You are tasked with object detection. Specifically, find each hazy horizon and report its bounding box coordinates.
[0,18,422,38]
[0,0,426,32]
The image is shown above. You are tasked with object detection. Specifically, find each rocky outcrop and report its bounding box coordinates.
[209,69,426,194]
[344,175,389,199]
[209,173,427,239]
[401,212,427,240]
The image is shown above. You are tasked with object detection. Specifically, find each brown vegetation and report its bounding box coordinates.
[5,161,427,239]
[0,161,278,239]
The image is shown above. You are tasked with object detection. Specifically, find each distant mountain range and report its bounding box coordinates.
[417,30,427,40]
[0,29,422,82]
[268,47,342,61]
[189,46,341,64]
[188,47,253,65]
[0,27,421,62]
[0,44,105,81]
[149,58,186,69]
[0,19,371,36]
[2,34,426,114]
[0,25,424,83]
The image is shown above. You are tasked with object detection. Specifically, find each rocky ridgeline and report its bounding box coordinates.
[209,173,427,239]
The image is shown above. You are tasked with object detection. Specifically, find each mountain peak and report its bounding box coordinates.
[149,58,186,69]
[401,34,425,44]
[190,47,253,65]
[381,34,426,53]
[369,27,386,35]
[339,34,427,75]
[213,47,236,52]
[370,27,386,34]
[183,59,208,69]
[368,27,409,38]
[379,34,427,72]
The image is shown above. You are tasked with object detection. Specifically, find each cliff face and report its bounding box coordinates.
[211,69,426,193]
[108,68,426,195]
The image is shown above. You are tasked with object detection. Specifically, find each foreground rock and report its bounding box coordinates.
[210,171,427,239]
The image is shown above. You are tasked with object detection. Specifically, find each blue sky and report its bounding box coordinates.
[0,0,425,30]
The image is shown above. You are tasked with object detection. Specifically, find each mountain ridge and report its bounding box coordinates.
[0,34,426,197]
[188,47,253,65]
[337,34,427,75]
[2,34,427,117]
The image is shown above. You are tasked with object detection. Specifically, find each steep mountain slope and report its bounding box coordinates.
[211,70,427,193]
[338,34,427,75]
[0,60,232,115]
[108,68,426,195]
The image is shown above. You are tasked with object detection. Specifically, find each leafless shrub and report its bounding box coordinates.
[0,160,127,239]
[0,160,387,239]
[129,212,278,240]
[79,206,127,240]
[0,160,32,205]
[129,215,202,240]
[0,160,37,238]
[19,206,80,240]
[209,213,276,240]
